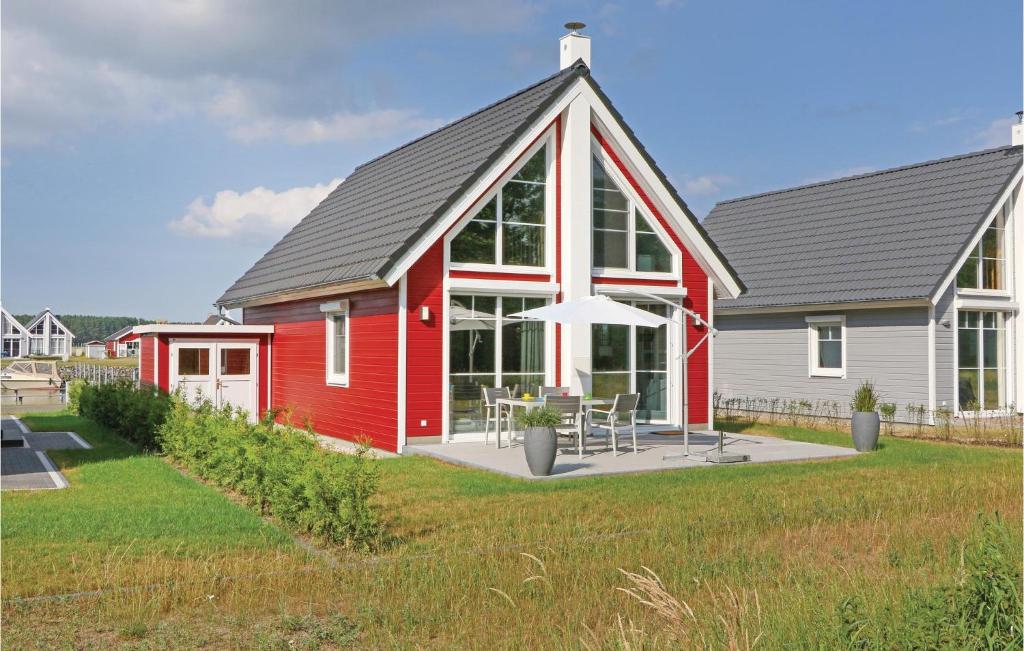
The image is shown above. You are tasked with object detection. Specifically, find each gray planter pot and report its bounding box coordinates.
[523,426,557,476]
[851,411,880,451]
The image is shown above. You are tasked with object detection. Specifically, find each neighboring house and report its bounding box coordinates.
[203,314,240,326]
[186,29,743,453]
[1,306,29,358]
[104,325,140,358]
[704,138,1023,420]
[24,308,75,361]
[83,341,107,359]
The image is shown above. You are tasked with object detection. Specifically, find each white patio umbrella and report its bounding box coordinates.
[507,294,672,327]
[509,292,716,460]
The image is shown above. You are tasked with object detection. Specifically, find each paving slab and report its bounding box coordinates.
[406,430,859,480]
[1,417,73,490]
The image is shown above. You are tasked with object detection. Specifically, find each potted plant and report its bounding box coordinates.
[850,380,881,451]
[516,407,563,476]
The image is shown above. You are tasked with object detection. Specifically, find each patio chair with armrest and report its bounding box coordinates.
[587,393,640,456]
[543,395,584,457]
[482,387,513,446]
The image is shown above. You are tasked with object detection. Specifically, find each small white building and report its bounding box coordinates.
[83,340,107,359]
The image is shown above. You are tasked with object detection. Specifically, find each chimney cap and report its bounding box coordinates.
[1016,110,1023,123]
[564,21,586,33]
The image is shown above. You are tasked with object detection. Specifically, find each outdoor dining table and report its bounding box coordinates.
[494,396,613,451]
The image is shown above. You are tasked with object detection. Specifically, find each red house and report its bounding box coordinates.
[105,326,141,358]
[155,30,744,453]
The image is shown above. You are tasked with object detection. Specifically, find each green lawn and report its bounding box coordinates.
[2,414,1020,649]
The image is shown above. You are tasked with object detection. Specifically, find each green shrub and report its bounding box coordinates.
[516,406,563,428]
[851,380,880,413]
[78,380,169,449]
[159,395,382,550]
[838,514,1023,649]
[66,378,87,415]
[878,402,896,436]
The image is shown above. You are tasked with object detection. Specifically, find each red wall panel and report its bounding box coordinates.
[245,288,400,451]
[139,335,156,385]
[405,241,444,440]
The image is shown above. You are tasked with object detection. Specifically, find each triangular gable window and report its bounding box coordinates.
[592,156,671,273]
[450,145,547,268]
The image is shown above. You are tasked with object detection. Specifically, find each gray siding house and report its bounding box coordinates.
[704,141,1023,421]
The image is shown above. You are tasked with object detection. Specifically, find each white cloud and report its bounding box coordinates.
[680,174,735,197]
[2,0,534,147]
[971,117,1014,148]
[169,178,342,239]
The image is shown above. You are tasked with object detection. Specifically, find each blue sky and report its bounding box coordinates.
[2,0,1020,321]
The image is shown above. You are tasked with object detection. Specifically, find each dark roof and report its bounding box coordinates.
[83,340,105,346]
[104,325,134,341]
[217,62,744,306]
[203,314,239,325]
[703,145,1022,310]
[217,64,587,306]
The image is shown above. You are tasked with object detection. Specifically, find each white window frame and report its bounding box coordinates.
[806,314,846,378]
[445,132,556,275]
[591,140,679,281]
[321,299,350,387]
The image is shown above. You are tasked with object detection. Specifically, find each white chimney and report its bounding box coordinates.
[1013,111,1024,146]
[560,21,590,70]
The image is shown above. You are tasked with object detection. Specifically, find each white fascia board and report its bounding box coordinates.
[931,169,1022,304]
[581,85,743,300]
[444,277,560,296]
[383,82,586,286]
[133,324,274,335]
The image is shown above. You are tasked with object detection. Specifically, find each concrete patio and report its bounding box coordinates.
[405,428,858,480]
[1,417,89,490]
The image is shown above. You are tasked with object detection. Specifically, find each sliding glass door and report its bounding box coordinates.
[591,301,670,422]
[448,295,547,437]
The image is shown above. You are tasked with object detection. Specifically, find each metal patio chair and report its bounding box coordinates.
[482,387,513,446]
[539,386,570,398]
[587,393,640,456]
[543,394,584,457]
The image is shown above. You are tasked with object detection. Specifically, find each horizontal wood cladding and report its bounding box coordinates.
[245,288,400,451]
[447,269,552,282]
[406,241,444,438]
[592,276,680,287]
[683,259,710,425]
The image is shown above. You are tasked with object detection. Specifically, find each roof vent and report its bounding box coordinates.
[560,21,590,70]
[1013,110,1023,146]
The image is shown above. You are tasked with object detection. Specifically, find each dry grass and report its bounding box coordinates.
[2,415,1021,648]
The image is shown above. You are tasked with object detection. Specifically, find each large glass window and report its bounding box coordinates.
[957,207,1006,290]
[450,146,547,268]
[592,156,672,274]
[958,311,1005,410]
[448,294,547,436]
[591,302,669,422]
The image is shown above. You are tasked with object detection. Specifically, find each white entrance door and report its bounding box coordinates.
[216,343,258,420]
[170,341,259,422]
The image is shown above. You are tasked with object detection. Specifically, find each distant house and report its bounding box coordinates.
[1,306,30,358]
[104,326,140,358]
[203,314,240,326]
[83,341,107,359]
[704,139,1023,420]
[24,308,75,361]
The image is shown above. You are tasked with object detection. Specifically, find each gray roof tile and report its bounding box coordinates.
[703,145,1022,309]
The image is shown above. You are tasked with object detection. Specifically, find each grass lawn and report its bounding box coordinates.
[2,414,1021,649]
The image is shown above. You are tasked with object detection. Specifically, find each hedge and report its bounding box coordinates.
[75,382,383,550]
[78,380,170,449]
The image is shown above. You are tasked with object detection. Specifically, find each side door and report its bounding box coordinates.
[215,343,258,422]
[169,342,216,407]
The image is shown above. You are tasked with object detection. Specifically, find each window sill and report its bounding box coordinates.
[809,369,845,379]
[448,262,553,276]
[326,376,349,388]
[955,288,1011,298]
[591,269,678,281]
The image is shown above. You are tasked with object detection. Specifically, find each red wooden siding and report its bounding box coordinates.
[245,289,400,452]
[405,241,444,440]
[447,270,551,282]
